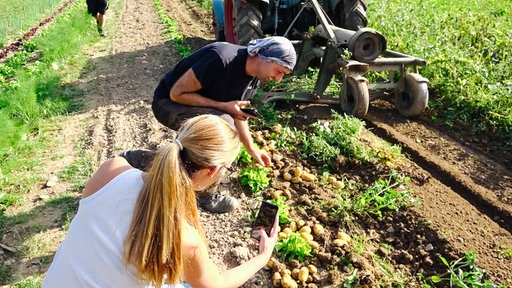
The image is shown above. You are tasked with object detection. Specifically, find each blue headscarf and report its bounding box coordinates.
[247,36,297,70]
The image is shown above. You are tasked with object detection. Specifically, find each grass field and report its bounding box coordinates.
[369,0,512,138]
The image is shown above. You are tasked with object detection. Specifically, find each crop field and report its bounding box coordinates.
[0,0,511,287]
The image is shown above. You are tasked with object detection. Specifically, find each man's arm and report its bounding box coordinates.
[170,68,250,120]
[234,118,272,167]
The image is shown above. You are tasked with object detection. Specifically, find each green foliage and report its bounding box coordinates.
[12,275,43,288]
[275,232,313,261]
[153,0,192,57]
[0,264,13,285]
[269,196,291,224]
[235,146,253,165]
[239,167,271,193]
[0,0,64,45]
[428,251,507,287]
[325,171,415,220]
[353,171,416,219]
[0,0,100,210]
[369,0,512,140]
[47,194,79,229]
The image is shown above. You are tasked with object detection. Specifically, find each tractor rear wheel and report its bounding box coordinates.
[334,0,368,31]
[224,0,263,45]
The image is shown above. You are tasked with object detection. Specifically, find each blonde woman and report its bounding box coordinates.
[43,115,279,288]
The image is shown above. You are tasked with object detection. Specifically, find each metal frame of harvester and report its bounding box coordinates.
[261,0,429,118]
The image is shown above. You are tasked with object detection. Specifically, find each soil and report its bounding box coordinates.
[1,0,511,287]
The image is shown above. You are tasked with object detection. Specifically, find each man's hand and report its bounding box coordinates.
[249,149,272,167]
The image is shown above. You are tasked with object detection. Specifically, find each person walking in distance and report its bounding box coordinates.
[86,0,108,36]
[120,36,297,213]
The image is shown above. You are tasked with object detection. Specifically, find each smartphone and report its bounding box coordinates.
[251,201,279,241]
[241,106,262,118]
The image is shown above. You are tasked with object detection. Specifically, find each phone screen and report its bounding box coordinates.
[251,201,279,241]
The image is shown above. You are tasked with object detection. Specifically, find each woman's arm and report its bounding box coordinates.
[183,216,279,288]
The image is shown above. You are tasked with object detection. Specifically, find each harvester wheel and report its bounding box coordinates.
[340,76,369,118]
[224,0,263,45]
[335,0,368,31]
[395,73,429,117]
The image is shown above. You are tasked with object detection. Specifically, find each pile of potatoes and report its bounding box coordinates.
[271,264,318,288]
[270,220,325,287]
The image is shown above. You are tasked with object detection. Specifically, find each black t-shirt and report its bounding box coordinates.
[153,42,255,103]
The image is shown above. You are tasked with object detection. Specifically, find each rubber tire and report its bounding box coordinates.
[395,73,429,117]
[335,0,368,31]
[340,76,369,118]
[224,0,263,45]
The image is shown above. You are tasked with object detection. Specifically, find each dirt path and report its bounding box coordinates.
[2,0,512,286]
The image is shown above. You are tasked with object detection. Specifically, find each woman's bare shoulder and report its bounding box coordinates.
[82,157,134,198]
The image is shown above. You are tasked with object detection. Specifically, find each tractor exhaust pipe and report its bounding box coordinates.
[314,25,387,63]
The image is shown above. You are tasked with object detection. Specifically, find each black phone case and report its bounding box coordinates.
[241,107,261,117]
[251,201,279,241]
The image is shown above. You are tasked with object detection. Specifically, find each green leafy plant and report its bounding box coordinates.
[269,195,291,224]
[353,170,416,219]
[235,146,253,165]
[239,167,271,193]
[429,251,507,287]
[275,232,313,261]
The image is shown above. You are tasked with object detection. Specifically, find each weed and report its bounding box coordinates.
[428,251,507,287]
[0,264,13,285]
[11,275,43,288]
[153,0,192,57]
[353,171,416,219]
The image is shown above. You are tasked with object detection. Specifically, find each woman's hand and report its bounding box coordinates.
[256,214,279,258]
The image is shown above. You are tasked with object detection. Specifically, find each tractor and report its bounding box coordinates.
[211,0,429,118]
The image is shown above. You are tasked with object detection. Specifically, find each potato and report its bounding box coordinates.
[255,135,265,144]
[281,274,298,288]
[268,257,276,268]
[278,232,288,239]
[289,221,297,232]
[282,172,292,181]
[297,219,306,229]
[272,272,282,287]
[299,225,311,234]
[332,238,349,247]
[300,172,316,182]
[313,224,324,236]
[307,264,318,274]
[281,269,292,276]
[271,190,282,200]
[297,267,309,282]
[336,231,351,242]
[291,176,302,183]
[291,268,300,279]
[308,240,320,250]
[334,180,345,189]
[300,232,314,242]
[283,227,293,236]
[293,167,303,177]
[327,176,337,185]
[283,189,292,200]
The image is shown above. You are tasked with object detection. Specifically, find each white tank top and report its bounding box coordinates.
[42,168,147,287]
